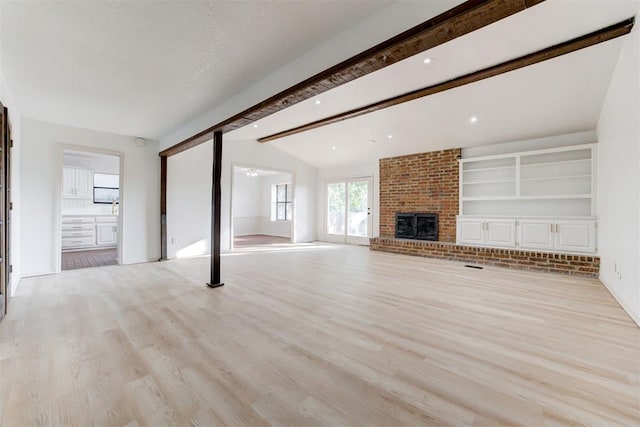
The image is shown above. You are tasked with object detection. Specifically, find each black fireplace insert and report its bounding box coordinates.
[395,213,438,241]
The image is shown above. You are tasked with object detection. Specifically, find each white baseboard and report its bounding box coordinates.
[10,275,21,296]
[599,276,640,328]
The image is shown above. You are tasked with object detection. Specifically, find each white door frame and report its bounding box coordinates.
[55,145,125,273]
[230,163,295,251]
[324,175,373,245]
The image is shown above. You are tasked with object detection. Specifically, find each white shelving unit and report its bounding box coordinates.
[457,143,598,254]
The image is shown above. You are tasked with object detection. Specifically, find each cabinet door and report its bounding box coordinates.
[555,220,596,253]
[75,169,93,198]
[485,220,516,247]
[519,220,554,251]
[457,218,485,245]
[96,223,117,246]
[62,167,76,197]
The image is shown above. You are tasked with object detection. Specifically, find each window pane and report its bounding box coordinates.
[348,180,368,237]
[277,185,286,202]
[285,203,292,221]
[277,203,285,220]
[327,182,345,235]
[94,173,119,188]
[285,184,292,202]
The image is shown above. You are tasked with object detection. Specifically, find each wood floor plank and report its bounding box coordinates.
[0,244,638,426]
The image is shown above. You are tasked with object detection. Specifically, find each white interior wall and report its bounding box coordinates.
[21,119,160,276]
[596,19,640,326]
[317,161,379,241]
[258,173,292,238]
[461,130,597,158]
[62,152,120,214]
[0,65,21,295]
[167,138,316,258]
[232,169,262,236]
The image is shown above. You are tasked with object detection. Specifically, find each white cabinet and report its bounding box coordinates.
[457,218,516,247]
[62,216,96,249]
[62,168,76,197]
[485,220,517,247]
[62,215,118,250]
[518,220,555,251]
[555,220,596,253]
[62,167,93,199]
[458,216,597,254]
[96,218,117,246]
[457,218,484,245]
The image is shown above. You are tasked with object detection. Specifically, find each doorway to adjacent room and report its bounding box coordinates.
[57,148,123,271]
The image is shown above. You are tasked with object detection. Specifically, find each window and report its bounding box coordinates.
[272,183,292,221]
[93,173,120,204]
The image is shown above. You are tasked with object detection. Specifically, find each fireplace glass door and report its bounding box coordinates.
[326,177,372,245]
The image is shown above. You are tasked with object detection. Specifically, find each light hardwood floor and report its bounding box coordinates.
[0,244,638,426]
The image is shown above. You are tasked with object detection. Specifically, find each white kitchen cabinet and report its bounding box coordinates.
[96,222,117,246]
[457,218,516,247]
[62,167,94,199]
[62,168,76,197]
[62,216,95,249]
[62,215,118,250]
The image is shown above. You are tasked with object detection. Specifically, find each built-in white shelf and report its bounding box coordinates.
[520,174,590,182]
[459,143,596,217]
[462,194,591,201]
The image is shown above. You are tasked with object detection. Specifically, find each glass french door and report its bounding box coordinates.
[326,177,372,245]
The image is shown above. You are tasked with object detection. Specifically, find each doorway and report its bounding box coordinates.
[231,165,294,250]
[325,176,373,245]
[58,148,123,271]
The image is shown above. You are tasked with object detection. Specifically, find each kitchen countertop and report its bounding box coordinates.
[62,213,119,217]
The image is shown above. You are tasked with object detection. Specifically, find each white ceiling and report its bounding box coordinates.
[226,0,638,169]
[0,0,392,139]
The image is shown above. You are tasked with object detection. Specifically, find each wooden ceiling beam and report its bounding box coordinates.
[160,0,545,157]
[258,18,634,144]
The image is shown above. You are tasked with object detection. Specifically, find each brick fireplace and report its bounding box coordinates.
[379,148,459,242]
[371,148,599,277]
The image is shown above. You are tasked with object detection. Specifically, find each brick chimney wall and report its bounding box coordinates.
[379,148,461,242]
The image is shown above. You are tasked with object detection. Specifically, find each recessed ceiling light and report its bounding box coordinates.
[369,139,376,144]
[253,124,258,128]
[469,116,478,124]
[331,145,336,150]
[387,134,393,139]
[423,57,432,64]
[315,99,321,105]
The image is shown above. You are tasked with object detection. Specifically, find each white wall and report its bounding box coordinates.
[21,119,160,276]
[167,138,316,258]
[232,169,262,236]
[317,161,379,241]
[158,1,461,151]
[461,131,597,158]
[597,17,640,326]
